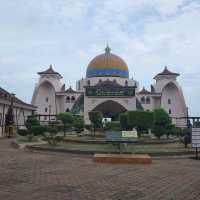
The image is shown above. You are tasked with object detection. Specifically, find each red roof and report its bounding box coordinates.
[38,65,62,78]
[154,67,180,79]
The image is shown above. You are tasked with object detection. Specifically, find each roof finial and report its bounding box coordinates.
[49,64,53,69]
[105,43,111,54]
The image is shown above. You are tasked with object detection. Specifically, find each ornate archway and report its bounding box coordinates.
[92,100,127,120]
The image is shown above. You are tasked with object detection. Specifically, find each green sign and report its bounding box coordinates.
[86,87,135,97]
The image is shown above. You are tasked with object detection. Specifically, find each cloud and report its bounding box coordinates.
[0,0,200,115]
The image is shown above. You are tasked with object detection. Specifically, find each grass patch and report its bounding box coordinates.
[34,142,194,154]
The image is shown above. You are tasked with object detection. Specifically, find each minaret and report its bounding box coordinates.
[31,65,64,116]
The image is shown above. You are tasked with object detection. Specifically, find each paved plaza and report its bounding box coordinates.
[0,139,200,200]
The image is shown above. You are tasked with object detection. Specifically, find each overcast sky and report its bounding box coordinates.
[0,0,200,115]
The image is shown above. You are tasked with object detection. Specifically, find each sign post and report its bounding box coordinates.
[192,128,200,160]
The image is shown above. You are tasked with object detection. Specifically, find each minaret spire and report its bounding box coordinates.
[105,43,111,54]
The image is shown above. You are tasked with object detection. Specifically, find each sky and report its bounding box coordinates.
[0,0,200,116]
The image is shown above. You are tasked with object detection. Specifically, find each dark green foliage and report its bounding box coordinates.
[127,110,154,132]
[119,113,131,131]
[89,111,103,135]
[104,121,121,131]
[25,115,40,130]
[24,115,40,142]
[170,127,182,137]
[153,109,172,139]
[57,112,74,125]
[57,112,74,136]
[73,116,85,133]
[17,129,29,136]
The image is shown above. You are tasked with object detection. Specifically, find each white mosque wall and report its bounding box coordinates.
[33,81,56,116]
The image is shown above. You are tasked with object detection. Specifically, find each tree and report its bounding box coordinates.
[153,108,172,139]
[88,111,103,136]
[24,115,40,142]
[73,116,85,133]
[57,112,74,136]
[45,121,59,145]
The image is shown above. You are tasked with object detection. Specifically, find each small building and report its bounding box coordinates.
[0,87,36,137]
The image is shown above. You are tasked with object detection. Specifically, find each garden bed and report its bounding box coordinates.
[27,142,195,156]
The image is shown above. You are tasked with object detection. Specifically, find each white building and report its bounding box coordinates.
[32,46,187,126]
[0,87,36,137]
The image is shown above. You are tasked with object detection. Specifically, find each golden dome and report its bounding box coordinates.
[86,46,129,78]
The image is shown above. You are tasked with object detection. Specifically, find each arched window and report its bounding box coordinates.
[146,97,151,104]
[45,107,48,113]
[169,109,172,114]
[125,80,128,86]
[46,97,48,102]
[66,108,70,112]
[141,96,145,104]
[113,79,117,83]
[99,79,102,83]
[66,96,70,103]
[87,80,90,86]
[168,99,171,104]
[71,96,75,101]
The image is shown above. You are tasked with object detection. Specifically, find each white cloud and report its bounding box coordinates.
[0,0,200,115]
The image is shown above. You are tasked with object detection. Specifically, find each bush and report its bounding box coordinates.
[127,110,154,131]
[89,111,103,135]
[153,109,172,139]
[17,129,29,136]
[119,113,131,131]
[25,115,40,130]
[73,116,85,133]
[57,112,74,136]
[104,121,121,131]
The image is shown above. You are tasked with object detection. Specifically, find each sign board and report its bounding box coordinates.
[122,130,138,138]
[106,131,139,143]
[192,128,200,148]
[86,87,135,97]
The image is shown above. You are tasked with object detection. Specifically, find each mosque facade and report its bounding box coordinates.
[31,46,187,126]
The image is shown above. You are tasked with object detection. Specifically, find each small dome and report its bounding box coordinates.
[86,46,129,78]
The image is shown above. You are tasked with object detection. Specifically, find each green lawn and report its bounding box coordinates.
[34,142,194,154]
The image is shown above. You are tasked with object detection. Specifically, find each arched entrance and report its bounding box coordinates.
[92,100,127,120]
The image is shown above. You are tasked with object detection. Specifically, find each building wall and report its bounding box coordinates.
[0,103,33,137]
[63,93,82,112]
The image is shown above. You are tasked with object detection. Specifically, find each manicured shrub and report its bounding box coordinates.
[119,113,131,131]
[73,116,85,133]
[104,121,121,131]
[153,109,172,139]
[57,112,74,136]
[17,129,29,136]
[127,110,154,132]
[89,111,103,135]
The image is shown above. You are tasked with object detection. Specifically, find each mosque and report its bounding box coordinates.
[31,46,187,126]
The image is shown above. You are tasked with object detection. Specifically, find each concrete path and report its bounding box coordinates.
[0,138,200,200]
